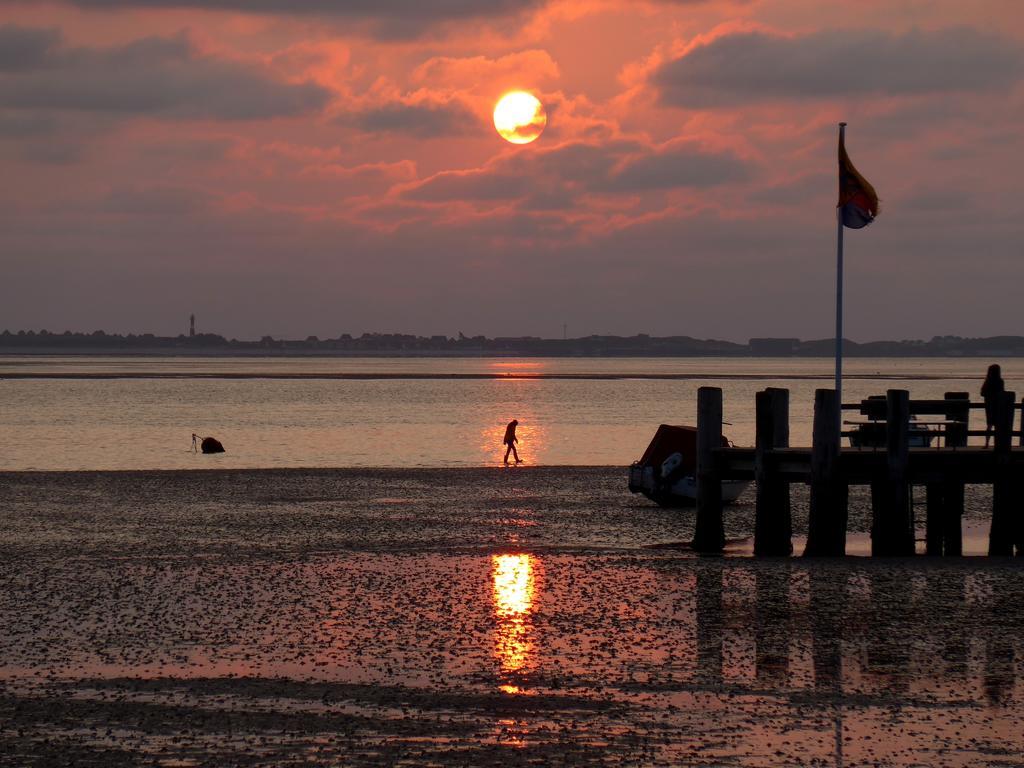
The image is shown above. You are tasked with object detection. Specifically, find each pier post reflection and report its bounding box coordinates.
[754,567,790,687]
[807,566,847,768]
[866,569,911,694]
[984,583,1019,706]
[941,571,969,679]
[695,561,723,686]
[810,568,843,691]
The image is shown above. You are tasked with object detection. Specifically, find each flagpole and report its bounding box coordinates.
[835,122,846,428]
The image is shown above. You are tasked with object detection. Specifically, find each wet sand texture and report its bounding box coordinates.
[1,468,1022,766]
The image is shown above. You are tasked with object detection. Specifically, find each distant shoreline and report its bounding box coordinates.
[0,348,1017,359]
[0,371,955,381]
[3,330,1024,358]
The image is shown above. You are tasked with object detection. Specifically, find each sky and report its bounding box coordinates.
[0,0,1022,342]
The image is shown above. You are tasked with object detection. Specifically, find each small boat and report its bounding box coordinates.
[628,424,750,507]
[846,395,937,448]
[847,417,936,448]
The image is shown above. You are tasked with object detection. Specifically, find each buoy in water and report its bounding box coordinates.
[200,437,225,454]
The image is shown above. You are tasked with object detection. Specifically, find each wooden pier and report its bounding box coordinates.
[695,387,1024,557]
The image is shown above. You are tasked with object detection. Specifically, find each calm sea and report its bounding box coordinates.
[1,356,1019,471]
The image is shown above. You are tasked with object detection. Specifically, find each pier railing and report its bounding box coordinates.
[840,393,1024,446]
[694,387,1024,558]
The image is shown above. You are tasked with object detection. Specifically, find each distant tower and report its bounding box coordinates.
[189,314,195,337]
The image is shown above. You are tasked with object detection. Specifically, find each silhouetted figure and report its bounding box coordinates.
[981,363,1005,447]
[502,419,521,464]
[193,433,225,454]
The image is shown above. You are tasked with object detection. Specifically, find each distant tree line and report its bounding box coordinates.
[2,329,1024,357]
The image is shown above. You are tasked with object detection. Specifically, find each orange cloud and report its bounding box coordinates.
[412,49,560,96]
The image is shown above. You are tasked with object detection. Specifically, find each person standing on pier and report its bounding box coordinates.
[503,419,522,464]
[981,363,1005,447]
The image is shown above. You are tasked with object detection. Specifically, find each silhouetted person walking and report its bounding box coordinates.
[981,363,1005,448]
[503,419,522,464]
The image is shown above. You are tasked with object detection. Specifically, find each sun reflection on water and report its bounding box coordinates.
[487,360,547,374]
[492,554,541,682]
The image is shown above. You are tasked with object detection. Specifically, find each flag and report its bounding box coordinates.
[837,132,878,229]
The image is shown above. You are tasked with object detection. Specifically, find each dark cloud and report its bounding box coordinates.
[401,140,630,203]
[142,137,236,164]
[539,141,639,186]
[2,0,545,38]
[404,138,752,203]
[55,0,541,18]
[606,141,750,191]
[747,172,830,206]
[341,99,479,138]
[0,0,729,39]
[0,111,57,137]
[21,140,82,165]
[0,24,59,71]
[103,184,208,215]
[900,188,973,213]
[0,25,330,119]
[655,28,1024,107]
[403,167,531,202]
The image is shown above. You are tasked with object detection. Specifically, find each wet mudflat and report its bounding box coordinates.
[1,468,1022,766]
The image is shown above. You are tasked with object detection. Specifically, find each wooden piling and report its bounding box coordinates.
[924,392,968,556]
[805,389,846,556]
[944,392,970,448]
[684,387,1024,559]
[989,390,1015,556]
[754,388,792,556]
[694,386,724,553]
[993,390,1013,454]
[873,389,914,557]
[1019,395,1024,449]
[941,392,969,555]
[1017,397,1024,555]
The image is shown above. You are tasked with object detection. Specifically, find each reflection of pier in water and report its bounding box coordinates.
[484,558,1021,705]
[478,551,1020,762]
[485,555,1021,764]
[691,562,1023,765]
[692,563,1023,695]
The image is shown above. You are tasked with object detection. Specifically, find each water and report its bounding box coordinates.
[1,356,1019,471]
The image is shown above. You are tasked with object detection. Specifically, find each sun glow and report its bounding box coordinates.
[493,91,546,145]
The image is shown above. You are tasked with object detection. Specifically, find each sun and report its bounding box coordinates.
[493,91,546,145]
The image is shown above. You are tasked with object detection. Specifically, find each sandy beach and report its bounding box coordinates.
[1,467,1022,766]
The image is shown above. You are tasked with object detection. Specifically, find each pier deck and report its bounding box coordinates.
[717,445,1024,484]
[692,386,1024,557]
